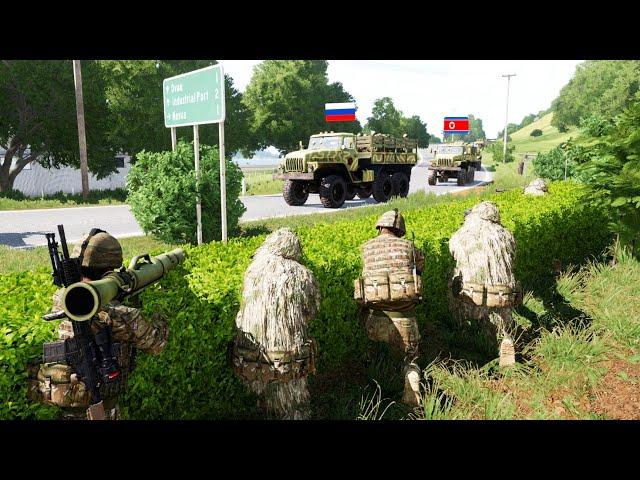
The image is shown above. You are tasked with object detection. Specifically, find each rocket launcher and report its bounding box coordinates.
[61,249,186,321]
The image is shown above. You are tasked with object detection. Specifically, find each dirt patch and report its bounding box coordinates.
[587,358,640,419]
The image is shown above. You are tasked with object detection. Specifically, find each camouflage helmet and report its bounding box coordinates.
[71,229,123,269]
[376,209,406,237]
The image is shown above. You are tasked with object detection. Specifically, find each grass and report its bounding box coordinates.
[0,235,178,275]
[0,188,127,211]
[508,112,579,156]
[241,166,283,196]
[347,244,640,420]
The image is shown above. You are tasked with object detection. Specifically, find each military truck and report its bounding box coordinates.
[273,131,419,208]
[427,142,482,186]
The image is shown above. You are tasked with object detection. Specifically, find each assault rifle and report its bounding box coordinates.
[43,225,121,420]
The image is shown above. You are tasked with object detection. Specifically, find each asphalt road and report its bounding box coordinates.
[1,161,492,248]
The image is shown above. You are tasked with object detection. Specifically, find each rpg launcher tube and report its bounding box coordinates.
[61,248,186,321]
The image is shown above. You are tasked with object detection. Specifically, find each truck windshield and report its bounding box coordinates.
[308,136,341,150]
[437,145,463,155]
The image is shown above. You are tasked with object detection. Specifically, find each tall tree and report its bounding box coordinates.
[365,97,433,146]
[0,60,115,193]
[402,115,430,148]
[242,60,360,154]
[101,60,259,159]
[552,60,640,130]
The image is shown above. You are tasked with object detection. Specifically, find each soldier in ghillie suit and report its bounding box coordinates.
[448,202,522,366]
[27,230,169,420]
[354,209,425,406]
[231,228,320,420]
[524,178,548,196]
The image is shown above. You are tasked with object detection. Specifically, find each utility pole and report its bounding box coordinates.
[501,73,516,163]
[73,60,90,201]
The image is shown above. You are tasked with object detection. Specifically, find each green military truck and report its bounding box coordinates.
[427,142,482,186]
[273,131,419,208]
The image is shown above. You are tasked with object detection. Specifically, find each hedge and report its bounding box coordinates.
[0,181,612,419]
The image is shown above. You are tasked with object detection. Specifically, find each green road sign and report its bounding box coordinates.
[163,64,225,127]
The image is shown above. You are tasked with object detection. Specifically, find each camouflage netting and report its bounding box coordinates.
[524,178,549,196]
[233,228,320,419]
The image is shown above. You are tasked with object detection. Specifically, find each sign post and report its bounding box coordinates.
[163,64,226,244]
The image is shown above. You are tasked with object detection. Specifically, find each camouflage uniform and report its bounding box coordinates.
[357,210,425,405]
[448,202,522,366]
[27,231,168,420]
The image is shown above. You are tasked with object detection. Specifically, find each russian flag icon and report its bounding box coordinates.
[325,102,357,122]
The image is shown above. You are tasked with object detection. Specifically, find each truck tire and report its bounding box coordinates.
[469,168,475,182]
[319,175,347,208]
[283,180,309,206]
[372,173,393,203]
[427,170,437,186]
[391,172,410,198]
[457,170,466,186]
[345,185,357,201]
[356,186,372,199]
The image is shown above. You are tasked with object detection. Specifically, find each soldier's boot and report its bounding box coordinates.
[402,362,422,407]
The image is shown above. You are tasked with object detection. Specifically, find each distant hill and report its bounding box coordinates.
[508,112,579,155]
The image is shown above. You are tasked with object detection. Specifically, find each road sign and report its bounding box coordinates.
[443,116,469,135]
[163,64,225,127]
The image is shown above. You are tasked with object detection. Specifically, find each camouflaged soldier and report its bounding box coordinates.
[524,178,548,196]
[354,209,425,406]
[27,230,169,420]
[232,228,320,420]
[448,202,522,366]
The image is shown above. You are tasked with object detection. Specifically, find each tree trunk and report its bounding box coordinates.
[0,148,37,194]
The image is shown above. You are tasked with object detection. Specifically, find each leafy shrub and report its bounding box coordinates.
[576,99,640,253]
[0,182,612,419]
[533,147,571,180]
[530,129,543,137]
[487,141,515,163]
[579,114,613,137]
[127,141,245,244]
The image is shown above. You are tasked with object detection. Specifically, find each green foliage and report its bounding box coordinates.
[101,60,260,160]
[552,60,640,130]
[487,141,515,163]
[0,181,612,419]
[364,97,432,147]
[458,114,486,142]
[0,269,59,419]
[576,99,640,253]
[530,129,543,137]
[127,141,245,244]
[579,113,613,138]
[533,146,574,180]
[0,60,115,192]
[242,61,360,154]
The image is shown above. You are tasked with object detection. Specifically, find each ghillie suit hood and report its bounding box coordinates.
[524,178,548,196]
[233,228,320,419]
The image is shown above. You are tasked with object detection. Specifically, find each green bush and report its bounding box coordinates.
[530,129,543,137]
[487,141,515,162]
[127,141,245,244]
[0,182,612,419]
[533,147,571,180]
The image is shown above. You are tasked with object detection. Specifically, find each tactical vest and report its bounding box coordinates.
[450,275,523,309]
[354,234,422,305]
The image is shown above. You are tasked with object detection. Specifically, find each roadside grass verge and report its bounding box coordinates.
[242,167,283,196]
[0,236,178,275]
[0,189,127,211]
[355,245,640,420]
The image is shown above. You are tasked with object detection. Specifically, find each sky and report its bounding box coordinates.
[220,60,583,140]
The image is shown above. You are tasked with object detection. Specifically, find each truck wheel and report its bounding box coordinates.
[391,172,410,197]
[372,173,393,203]
[469,168,475,182]
[345,185,357,201]
[319,175,347,208]
[283,180,309,206]
[457,170,466,186]
[427,170,437,186]
[356,186,372,199]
